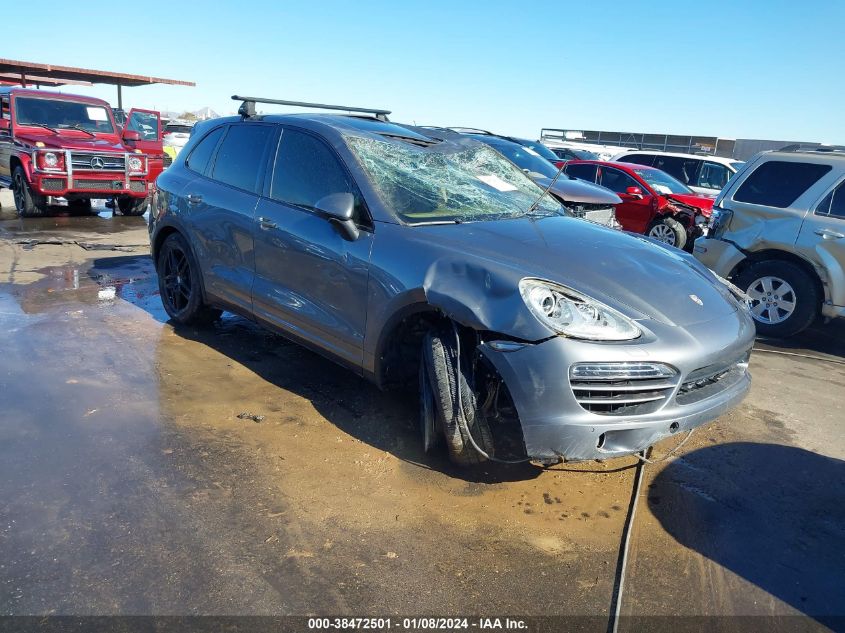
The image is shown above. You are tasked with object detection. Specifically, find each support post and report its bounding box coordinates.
[117,84,123,110]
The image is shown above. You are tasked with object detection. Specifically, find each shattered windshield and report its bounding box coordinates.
[346,135,563,223]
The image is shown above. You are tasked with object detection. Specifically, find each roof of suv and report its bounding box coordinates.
[765,147,845,162]
[613,150,741,167]
[194,113,452,147]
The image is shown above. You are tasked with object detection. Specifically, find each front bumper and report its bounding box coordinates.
[31,172,148,198]
[480,309,755,461]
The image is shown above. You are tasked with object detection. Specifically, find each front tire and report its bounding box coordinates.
[736,260,819,338]
[647,216,687,250]
[117,196,148,216]
[12,166,47,217]
[421,330,495,465]
[156,233,221,325]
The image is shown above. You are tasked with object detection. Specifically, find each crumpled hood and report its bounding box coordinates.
[533,175,622,206]
[14,131,126,152]
[416,215,737,330]
[666,193,715,215]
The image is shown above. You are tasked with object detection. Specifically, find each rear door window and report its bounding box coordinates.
[735,161,832,208]
[210,124,274,193]
[186,127,224,175]
[563,163,598,182]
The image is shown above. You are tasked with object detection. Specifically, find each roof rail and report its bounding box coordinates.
[231,95,391,121]
[446,127,494,135]
[779,143,845,154]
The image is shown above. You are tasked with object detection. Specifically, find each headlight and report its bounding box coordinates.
[44,152,59,167]
[127,156,144,171]
[519,278,641,341]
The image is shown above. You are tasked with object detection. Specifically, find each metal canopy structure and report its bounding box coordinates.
[0,58,195,108]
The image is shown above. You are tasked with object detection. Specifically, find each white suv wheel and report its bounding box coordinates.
[746,275,796,325]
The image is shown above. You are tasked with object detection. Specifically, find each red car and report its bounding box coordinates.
[564,160,714,250]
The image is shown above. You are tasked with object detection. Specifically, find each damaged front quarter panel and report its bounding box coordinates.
[421,257,553,342]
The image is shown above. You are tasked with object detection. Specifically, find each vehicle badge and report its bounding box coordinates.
[689,294,704,306]
[90,157,105,169]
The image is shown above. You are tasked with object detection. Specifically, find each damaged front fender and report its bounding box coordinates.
[421,258,553,341]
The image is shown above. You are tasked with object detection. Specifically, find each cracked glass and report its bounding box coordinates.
[346,135,563,223]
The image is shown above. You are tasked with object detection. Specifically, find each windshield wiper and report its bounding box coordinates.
[59,124,96,138]
[22,122,58,134]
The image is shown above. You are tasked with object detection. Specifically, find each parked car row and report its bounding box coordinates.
[147,95,755,468]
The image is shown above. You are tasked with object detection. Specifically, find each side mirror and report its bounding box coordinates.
[625,186,644,200]
[122,129,142,142]
[315,192,359,241]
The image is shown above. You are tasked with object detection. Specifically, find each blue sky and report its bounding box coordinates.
[6,0,845,143]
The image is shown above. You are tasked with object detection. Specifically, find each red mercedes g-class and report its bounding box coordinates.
[0,87,163,216]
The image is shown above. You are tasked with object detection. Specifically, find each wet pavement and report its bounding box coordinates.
[0,191,842,631]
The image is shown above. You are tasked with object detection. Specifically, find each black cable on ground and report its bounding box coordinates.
[607,446,649,633]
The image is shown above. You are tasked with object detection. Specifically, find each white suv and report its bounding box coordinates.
[695,148,845,337]
[612,150,744,196]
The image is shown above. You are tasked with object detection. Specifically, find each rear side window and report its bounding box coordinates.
[698,162,731,190]
[186,127,224,175]
[564,163,598,182]
[652,156,700,185]
[271,128,365,222]
[816,182,845,219]
[211,124,274,193]
[734,161,832,208]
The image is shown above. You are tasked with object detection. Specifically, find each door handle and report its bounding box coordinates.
[258,216,277,230]
[815,228,845,240]
[186,193,202,205]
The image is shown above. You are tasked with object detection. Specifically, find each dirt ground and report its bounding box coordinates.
[0,191,842,632]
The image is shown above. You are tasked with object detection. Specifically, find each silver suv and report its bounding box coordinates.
[695,147,845,337]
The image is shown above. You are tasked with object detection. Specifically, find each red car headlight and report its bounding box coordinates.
[35,150,66,171]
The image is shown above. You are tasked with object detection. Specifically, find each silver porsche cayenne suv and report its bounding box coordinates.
[149,96,754,466]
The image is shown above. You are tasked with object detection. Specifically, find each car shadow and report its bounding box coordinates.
[162,316,545,484]
[756,317,845,360]
[648,442,845,628]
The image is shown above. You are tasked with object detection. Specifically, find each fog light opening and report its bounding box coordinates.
[597,433,606,449]
[669,422,680,434]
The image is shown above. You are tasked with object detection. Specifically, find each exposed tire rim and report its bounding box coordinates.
[422,330,495,465]
[418,361,439,454]
[648,222,677,246]
[746,275,796,325]
[161,245,194,315]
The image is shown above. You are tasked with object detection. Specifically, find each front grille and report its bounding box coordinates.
[676,351,750,405]
[41,178,65,191]
[570,362,678,416]
[74,179,125,191]
[129,181,146,192]
[70,152,126,171]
